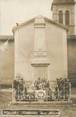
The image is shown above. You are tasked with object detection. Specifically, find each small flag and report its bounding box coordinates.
[0,40,8,52]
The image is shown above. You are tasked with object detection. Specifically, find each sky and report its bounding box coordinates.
[0,0,53,35]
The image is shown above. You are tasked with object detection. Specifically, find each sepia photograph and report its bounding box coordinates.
[0,0,76,116]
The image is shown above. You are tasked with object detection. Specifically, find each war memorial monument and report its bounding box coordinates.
[0,0,76,117]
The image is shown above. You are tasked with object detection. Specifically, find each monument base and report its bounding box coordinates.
[0,101,72,117]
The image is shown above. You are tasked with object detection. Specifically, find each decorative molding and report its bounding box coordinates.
[67,35,76,40]
[52,3,75,5]
[0,35,14,41]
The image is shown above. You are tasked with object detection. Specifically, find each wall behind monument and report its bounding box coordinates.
[14,18,67,82]
[68,38,76,87]
[0,38,14,86]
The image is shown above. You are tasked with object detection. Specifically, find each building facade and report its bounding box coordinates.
[52,0,76,93]
[52,0,76,35]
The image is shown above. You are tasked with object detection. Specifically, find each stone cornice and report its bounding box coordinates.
[51,2,75,10]
[0,35,14,41]
[67,35,76,40]
[52,2,75,5]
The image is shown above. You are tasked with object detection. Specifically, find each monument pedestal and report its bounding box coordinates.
[0,101,72,117]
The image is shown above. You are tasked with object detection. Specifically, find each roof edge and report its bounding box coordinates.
[12,18,35,33]
[12,16,68,33]
[44,17,68,31]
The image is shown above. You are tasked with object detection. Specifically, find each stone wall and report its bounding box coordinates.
[0,36,14,86]
[67,36,76,87]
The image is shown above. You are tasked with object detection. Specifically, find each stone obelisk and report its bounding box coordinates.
[31,16,50,80]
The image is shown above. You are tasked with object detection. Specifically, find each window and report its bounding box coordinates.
[65,10,70,25]
[59,10,63,24]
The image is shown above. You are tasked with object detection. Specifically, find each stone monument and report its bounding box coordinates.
[10,16,71,116]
